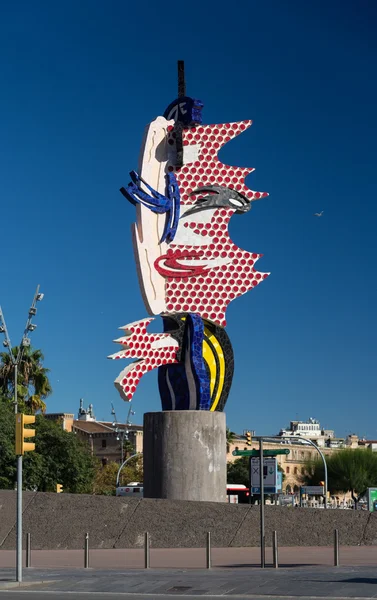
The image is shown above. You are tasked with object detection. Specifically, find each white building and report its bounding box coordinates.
[278,418,344,448]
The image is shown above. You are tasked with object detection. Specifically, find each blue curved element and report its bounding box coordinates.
[158,314,211,411]
[163,96,204,127]
[120,171,180,244]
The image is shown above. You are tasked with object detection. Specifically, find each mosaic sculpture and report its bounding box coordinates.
[109,62,269,412]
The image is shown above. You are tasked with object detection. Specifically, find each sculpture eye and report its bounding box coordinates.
[229,198,244,207]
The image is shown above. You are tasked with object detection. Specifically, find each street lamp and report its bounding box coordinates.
[110,402,136,464]
[0,285,44,583]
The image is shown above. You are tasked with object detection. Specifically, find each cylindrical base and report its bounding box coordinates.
[143,411,226,502]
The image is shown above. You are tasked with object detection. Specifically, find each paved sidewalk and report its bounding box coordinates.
[3,564,377,597]
[2,546,377,570]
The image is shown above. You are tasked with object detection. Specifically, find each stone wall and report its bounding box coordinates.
[0,491,376,550]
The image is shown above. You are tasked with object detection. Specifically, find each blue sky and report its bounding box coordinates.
[0,1,376,438]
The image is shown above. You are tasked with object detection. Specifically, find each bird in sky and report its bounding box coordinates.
[314,211,324,217]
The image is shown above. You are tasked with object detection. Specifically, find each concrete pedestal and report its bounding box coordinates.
[143,411,226,502]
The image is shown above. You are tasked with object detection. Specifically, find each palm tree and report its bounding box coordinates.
[0,346,52,413]
[226,427,236,454]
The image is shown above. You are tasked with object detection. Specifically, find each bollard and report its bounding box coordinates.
[272,530,278,569]
[334,529,339,567]
[84,532,89,569]
[206,532,211,569]
[26,533,31,568]
[144,532,150,569]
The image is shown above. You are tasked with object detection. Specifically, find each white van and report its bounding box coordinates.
[116,482,143,497]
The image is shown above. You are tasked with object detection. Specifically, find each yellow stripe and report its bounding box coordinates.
[203,340,216,397]
[204,325,225,411]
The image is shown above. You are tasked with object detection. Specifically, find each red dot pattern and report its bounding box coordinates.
[165,208,269,326]
[167,121,269,205]
[112,318,179,401]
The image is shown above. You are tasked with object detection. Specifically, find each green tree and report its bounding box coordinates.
[0,401,95,492]
[226,427,236,453]
[92,455,143,496]
[227,457,285,489]
[0,398,17,488]
[0,346,52,413]
[123,437,135,460]
[302,449,377,508]
[92,461,119,496]
[227,456,249,487]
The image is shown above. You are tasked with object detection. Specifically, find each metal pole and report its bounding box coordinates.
[294,437,328,509]
[26,533,31,568]
[248,456,252,505]
[144,532,150,569]
[15,363,23,583]
[206,532,211,569]
[334,529,339,567]
[259,438,265,568]
[272,531,278,568]
[116,452,142,488]
[84,533,89,568]
[0,287,42,585]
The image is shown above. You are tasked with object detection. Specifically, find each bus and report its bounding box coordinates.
[226,484,249,503]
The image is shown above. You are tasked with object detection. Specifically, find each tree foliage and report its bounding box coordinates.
[227,457,285,489]
[0,401,95,492]
[0,346,52,413]
[93,454,143,496]
[226,427,236,453]
[92,462,119,495]
[302,448,377,507]
[227,456,249,487]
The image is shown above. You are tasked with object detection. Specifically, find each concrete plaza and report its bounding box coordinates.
[1,546,377,598]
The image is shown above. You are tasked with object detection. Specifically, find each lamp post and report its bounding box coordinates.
[0,285,44,583]
[111,403,135,463]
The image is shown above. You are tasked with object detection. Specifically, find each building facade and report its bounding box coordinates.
[45,400,143,465]
[226,418,353,494]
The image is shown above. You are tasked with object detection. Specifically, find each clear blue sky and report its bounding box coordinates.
[1,1,376,438]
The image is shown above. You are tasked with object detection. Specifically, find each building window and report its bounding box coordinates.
[235,446,239,451]
[286,466,290,474]
[294,467,298,475]
[102,439,107,448]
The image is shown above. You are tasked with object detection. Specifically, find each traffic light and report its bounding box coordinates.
[245,431,252,446]
[56,484,63,493]
[15,414,36,455]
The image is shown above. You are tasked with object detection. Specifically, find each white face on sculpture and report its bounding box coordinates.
[132,117,268,327]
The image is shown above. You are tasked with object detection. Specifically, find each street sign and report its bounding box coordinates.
[232,449,290,457]
[300,486,324,495]
[367,488,377,512]
[276,471,283,492]
[251,457,277,493]
[252,486,278,494]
